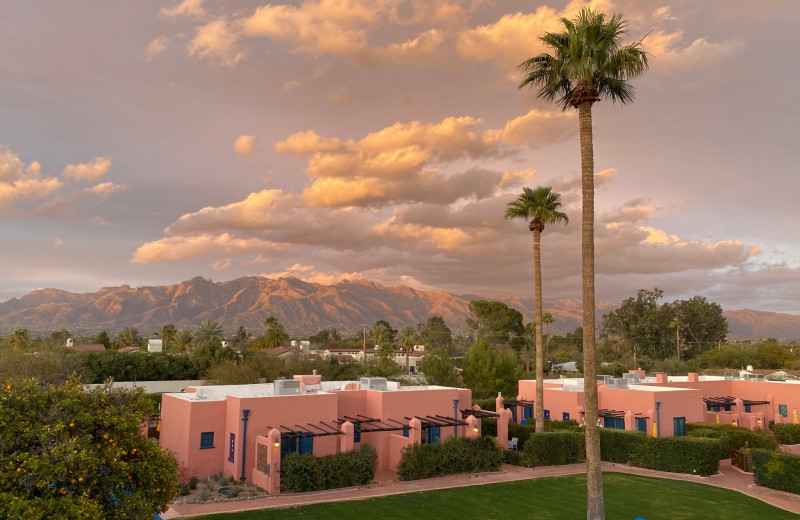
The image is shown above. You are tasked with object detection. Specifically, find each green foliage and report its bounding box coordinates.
[523,431,585,466]
[190,341,236,375]
[598,429,648,464]
[631,437,721,476]
[418,348,458,387]
[280,444,378,493]
[259,317,290,350]
[80,351,200,383]
[461,338,520,399]
[686,423,778,454]
[770,423,800,445]
[206,360,261,385]
[0,378,179,519]
[471,398,497,412]
[397,436,503,481]
[465,300,525,346]
[751,449,800,495]
[419,316,453,352]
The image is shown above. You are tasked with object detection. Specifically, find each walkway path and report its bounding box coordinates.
[163,460,800,519]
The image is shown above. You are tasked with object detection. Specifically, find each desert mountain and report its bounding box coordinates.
[0,276,797,339]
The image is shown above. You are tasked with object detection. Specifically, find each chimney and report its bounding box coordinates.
[688,372,699,382]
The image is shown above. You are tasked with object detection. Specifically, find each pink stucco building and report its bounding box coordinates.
[160,375,472,492]
[515,371,800,437]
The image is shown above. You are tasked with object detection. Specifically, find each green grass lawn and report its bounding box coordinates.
[189,473,799,520]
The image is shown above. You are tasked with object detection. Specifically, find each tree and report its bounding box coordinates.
[9,329,31,351]
[370,320,397,346]
[419,316,453,352]
[519,8,648,518]
[261,316,290,350]
[158,324,177,351]
[669,320,683,361]
[230,326,251,349]
[542,312,554,353]
[94,331,111,350]
[193,319,224,348]
[505,185,568,433]
[419,348,459,387]
[173,330,193,353]
[112,328,141,351]
[465,300,525,346]
[602,288,669,362]
[399,325,416,374]
[670,296,728,357]
[0,377,178,519]
[462,338,521,399]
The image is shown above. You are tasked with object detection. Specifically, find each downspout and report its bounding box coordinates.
[240,409,250,481]
[655,402,661,438]
[453,399,459,436]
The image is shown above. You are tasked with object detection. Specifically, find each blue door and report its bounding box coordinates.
[673,417,686,437]
[523,405,533,420]
[426,426,441,444]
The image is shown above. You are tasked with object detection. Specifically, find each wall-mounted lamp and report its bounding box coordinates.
[273,441,281,448]
[472,427,479,433]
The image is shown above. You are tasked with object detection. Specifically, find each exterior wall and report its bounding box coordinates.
[160,394,228,479]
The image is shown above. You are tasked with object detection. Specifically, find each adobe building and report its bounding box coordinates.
[159,374,473,492]
[515,370,800,437]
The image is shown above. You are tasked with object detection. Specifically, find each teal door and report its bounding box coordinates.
[673,417,686,437]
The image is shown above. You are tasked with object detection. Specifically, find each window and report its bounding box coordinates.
[280,435,314,458]
[402,426,409,438]
[200,432,215,449]
[744,405,752,413]
[562,412,570,421]
[510,407,517,423]
[424,426,440,444]
[523,406,534,420]
[779,404,788,418]
[636,417,647,433]
[228,433,235,462]
[603,417,624,430]
[353,423,361,443]
[673,417,686,437]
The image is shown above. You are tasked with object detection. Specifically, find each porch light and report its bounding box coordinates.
[472,427,479,433]
[274,441,280,448]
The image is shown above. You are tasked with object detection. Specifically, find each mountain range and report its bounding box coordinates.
[0,276,798,340]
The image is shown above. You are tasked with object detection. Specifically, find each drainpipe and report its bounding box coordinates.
[655,402,661,438]
[240,409,250,481]
[453,399,459,436]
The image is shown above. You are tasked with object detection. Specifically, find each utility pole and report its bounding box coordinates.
[363,325,368,374]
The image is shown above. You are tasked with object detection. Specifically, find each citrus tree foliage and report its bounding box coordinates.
[0,378,179,520]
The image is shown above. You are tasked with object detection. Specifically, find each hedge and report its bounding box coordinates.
[770,423,800,445]
[632,437,721,476]
[523,431,585,467]
[752,449,800,494]
[280,444,377,493]
[599,428,648,464]
[686,423,778,454]
[397,436,502,481]
[481,418,580,449]
[472,398,497,411]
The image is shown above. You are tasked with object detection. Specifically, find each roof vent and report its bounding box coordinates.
[274,379,301,396]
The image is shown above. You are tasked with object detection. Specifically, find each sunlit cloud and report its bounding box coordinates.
[145,36,170,61]
[160,0,206,20]
[187,19,245,66]
[234,135,258,156]
[645,29,743,74]
[131,233,283,263]
[0,146,63,207]
[61,157,111,181]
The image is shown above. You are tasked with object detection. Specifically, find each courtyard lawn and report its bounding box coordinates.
[188,473,799,520]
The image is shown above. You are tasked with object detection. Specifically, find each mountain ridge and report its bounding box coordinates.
[0,276,798,340]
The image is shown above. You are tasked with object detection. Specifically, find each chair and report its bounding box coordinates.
[508,437,518,450]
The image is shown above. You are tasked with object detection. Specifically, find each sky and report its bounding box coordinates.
[0,0,798,314]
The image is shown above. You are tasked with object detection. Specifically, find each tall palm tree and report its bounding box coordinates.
[10,328,31,351]
[519,8,648,519]
[505,186,568,434]
[262,316,290,349]
[399,325,416,374]
[159,324,177,351]
[542,312,554,355]
[173,330,193,352]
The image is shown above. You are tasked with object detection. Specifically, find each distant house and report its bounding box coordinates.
[148,339,163,353]
[118,346,141,353]
[68,344,106,352]
[258,347,294,360]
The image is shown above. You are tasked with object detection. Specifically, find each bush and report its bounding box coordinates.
[770,423,800,445]
[280,444,377,493]
[482,418,497,438]
[523,431,585,466]
[397,436,502,481]
[599,428,648,464]
[632,437,721,476]
[503,449,527,466]
[472,398,496,411]
[686,423,778,454]
[751,449,800,495]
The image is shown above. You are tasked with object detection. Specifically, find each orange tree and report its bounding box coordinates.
[0,377,179,520]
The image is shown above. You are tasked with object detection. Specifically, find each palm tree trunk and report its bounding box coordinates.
[533,228,545,433]
[579,100,604,519]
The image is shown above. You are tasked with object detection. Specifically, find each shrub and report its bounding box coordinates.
[770,423,800,445]
[751,449,800,495]
[472,398,497,411]
[397,436,502,481]
[482,418,498,438]
[631,437,721,476]
[481,418,579,448]
[503,449,527,466]
[280,444,377,493]
[599,428,648,464]
[686,422,778,454]
[523,431,585,467]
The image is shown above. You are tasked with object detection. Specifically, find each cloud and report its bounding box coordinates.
[160,0,206,19]
[187,19,245,66]
[327,91,355,108]
[165,189,294,234]
[53,238,65,248]
[283,80,300,92]
[645,30,743,74]
[61,157,111,180]
[86,182,126,196]
[131,233,283,263]
[145,36,170,61]
[234,135,258,156]
[0,146,62,207]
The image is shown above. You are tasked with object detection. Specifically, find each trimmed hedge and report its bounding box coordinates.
[752,449,800,494]
[686,423,778,454]
[523,431,585,466]
[770,423,800,445]
[599,428,648,464]
[632,437,721,476]
[481,418,581,450]
[397,436,503,481]
[472,398,497,411]
[280,444,377,493]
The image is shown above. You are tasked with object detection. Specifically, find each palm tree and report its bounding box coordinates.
[173,330,193,353]
[10,329,31,351]
[505,186,568,434]
[159,324,177,351]
[193,319,224,348]
[542,312,554,355]
[519,8,648,519]
[669,320,683,361]
[262,316,290,349]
